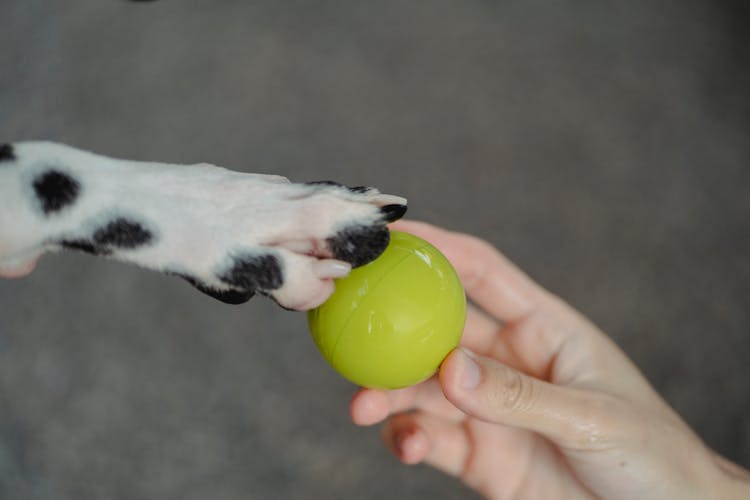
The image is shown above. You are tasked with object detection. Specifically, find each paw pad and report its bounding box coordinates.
[60,239,110,256]
[380,204,408,223]
[178,274,256,305]
[328,225,390,268]
[219,253,284,292]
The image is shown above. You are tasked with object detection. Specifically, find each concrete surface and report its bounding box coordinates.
[1,1,748,498]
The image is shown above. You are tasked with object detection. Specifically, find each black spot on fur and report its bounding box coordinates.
[219,253,283,292]
[380,204,407,222]
[306,180,343,188]
[177,274,255,305]
[93,218,153,248]
[328,225,390,268]
[33,170,80,214]
[60,239,110,256]
[0,144,15,162]
[306,181,373,195]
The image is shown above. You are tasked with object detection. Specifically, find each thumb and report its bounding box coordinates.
[440,348,620,451]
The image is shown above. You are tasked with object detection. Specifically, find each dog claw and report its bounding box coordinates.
[371,194,408,207]
[315,260,352,279]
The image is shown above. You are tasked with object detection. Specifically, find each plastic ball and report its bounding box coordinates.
[307,230,466,389]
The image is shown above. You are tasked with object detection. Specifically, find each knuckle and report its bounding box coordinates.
[467,235,497,260]
[486,366,537,414]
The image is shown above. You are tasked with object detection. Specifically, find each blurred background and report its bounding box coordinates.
[1,0,748,498]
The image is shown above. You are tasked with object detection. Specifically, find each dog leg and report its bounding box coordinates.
[0,142,407,310]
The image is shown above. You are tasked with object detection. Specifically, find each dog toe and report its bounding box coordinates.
[327,224,391,268]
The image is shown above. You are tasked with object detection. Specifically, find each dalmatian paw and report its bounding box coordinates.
[0,142,407,310]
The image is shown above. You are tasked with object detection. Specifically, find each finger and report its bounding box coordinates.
[382,412,471,473]
[462,305,553,379]
[390,220,543,323]
[461,304,518,360]
[351,309,561,427]
[350,379,465,427]
[440,348,623,451]
[391,221,600,382]
[465,302,585,382]
[350,389,390,426]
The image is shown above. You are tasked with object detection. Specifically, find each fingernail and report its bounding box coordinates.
[395,428,425,464]
[458,348,481,390]
[395,430,409,455]
[316,260,351,279]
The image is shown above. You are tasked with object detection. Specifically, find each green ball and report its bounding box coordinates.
[307,231,466,389]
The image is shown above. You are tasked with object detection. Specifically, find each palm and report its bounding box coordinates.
[458,418,590,499]
[353,293,610,498]
[371,302,598,499]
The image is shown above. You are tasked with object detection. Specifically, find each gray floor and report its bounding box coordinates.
[1,1,749,499]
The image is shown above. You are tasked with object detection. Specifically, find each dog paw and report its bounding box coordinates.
[172,180,408,310]
[0,142,407,310]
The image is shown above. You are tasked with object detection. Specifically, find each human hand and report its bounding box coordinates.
[351,220,750,499]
